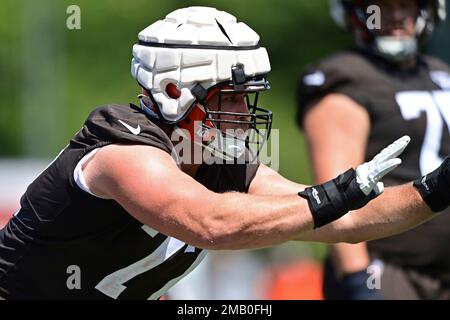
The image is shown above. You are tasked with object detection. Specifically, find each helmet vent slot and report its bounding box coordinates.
[215,19,233,44]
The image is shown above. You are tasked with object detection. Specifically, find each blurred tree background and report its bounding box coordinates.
[1,0,449,179]
[0,0,449,269]
[0,0,354,183]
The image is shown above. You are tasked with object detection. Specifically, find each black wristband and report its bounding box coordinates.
[299,169,378,229]
[413,156,450,212]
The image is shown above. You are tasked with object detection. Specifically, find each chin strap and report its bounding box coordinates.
[138,94,160,120]
[374,36,418,63]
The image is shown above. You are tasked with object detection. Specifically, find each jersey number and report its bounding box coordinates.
[396,91,450,175]
[95,225,203,300]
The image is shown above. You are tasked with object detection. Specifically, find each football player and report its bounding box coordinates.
[0,6,448,300]
[297,0,450,299]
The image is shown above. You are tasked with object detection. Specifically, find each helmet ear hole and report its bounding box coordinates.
[165,83,181,99]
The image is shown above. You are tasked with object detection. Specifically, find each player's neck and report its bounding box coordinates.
[398,56,418,71]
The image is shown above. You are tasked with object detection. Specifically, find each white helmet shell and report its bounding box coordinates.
[131,6,271,123]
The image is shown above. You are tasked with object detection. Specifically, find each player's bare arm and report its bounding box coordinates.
[303,92,372,274]
[83,134,412,250]
[83,144,315,250]
[295,183,433,244]
[248,141,444,245]
[249,163,435,244]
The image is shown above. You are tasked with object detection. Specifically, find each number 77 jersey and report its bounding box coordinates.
[297,49,450,182]
[297,48,450,280]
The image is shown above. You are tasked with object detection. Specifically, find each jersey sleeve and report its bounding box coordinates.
[73,104,176,157]
[296,51,371,129]
[425,55,450,73]
[424,55,450,90]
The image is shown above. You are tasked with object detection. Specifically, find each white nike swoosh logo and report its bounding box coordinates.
[303,71,325,86]
[118,120,141,135]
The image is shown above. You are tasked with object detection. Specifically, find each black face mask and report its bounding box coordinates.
[202,87,273,163]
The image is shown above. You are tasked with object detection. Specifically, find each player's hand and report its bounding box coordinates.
[356,135,411,196]
[414,156,450,212]
[299,136,410,228]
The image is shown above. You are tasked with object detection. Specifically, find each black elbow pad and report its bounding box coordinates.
[413,156,450,213]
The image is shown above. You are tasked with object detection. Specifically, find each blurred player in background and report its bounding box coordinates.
[297,0,450,299]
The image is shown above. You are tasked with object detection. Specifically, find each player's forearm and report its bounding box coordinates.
[248,175,434,245]
[340,183,435,243]
[294,183,434,244]
[197,192,314,250]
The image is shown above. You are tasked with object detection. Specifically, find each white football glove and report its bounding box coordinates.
[356,135,411,196]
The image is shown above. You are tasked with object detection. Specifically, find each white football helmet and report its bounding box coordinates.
[131,7,272,161]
